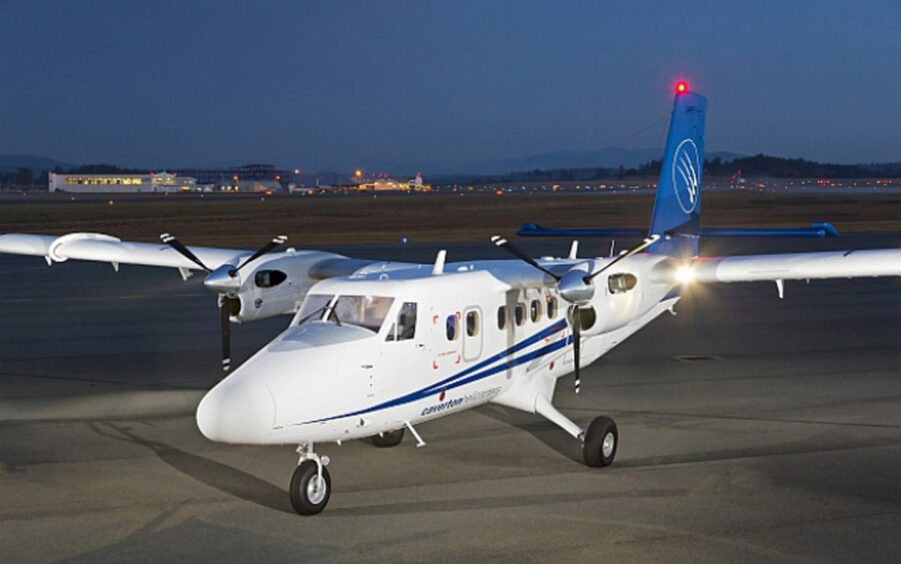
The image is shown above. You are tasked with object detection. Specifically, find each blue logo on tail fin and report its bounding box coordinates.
[673,139,701,214]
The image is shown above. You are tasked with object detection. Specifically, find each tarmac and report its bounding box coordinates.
[1,234,900,562]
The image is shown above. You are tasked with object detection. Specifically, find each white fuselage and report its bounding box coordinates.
[195,254,679,445]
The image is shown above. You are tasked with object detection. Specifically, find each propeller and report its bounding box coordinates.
[161,233,288,372]
[491,236,561,281]
[572,305,581,394]
[491,233,660,393]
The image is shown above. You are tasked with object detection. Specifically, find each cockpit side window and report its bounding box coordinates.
[254,269,288,288]
[386,302,417,342]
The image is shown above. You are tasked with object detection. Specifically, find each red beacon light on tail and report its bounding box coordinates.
[675,81,689,94]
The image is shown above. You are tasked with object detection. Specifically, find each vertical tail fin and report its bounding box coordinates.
[648,86,707,257]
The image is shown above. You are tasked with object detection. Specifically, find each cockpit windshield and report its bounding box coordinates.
[296,294,332,324]
[296,293,395,334]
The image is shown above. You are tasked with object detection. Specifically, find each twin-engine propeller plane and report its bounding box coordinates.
[2,84,900,515]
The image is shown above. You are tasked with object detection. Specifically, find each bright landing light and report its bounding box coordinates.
[674,264,695,284]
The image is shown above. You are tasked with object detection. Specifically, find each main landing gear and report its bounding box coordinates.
[534,395,618,467]
[581,416,618,467]
[369,427,405,448]
[290,444,331,515]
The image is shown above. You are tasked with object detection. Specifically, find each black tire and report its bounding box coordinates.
[370,427,405,448]
[582,416,618,468]
[289,460,331,515]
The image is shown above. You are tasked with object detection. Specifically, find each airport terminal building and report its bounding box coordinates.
[49,171,196,193]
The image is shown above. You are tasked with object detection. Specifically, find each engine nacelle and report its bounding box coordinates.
[229,252,345,322]
[578,254,674,336]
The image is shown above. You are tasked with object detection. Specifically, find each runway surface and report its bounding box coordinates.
[1,234,900,562]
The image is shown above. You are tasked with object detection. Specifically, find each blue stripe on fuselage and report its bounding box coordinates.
[298,318,568,425]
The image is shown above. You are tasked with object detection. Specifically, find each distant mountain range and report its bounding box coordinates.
[462,148,745,175]
[0,154,74,173]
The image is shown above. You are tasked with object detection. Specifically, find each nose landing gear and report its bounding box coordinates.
[290,444,331,515]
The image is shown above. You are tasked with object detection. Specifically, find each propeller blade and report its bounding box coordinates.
[490,235,561,281]
[572,306,581,394]
[219,297,231,373]
[160,233,212,272]
[232,235,288,274]
[584,234,660,282]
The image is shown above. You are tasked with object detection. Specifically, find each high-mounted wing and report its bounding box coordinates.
[0,232,246,270]
[684,249,901,283]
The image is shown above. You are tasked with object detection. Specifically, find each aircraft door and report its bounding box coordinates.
[462,307,483,361]
[379,301,426,399]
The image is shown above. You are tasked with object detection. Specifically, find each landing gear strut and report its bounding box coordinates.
[534,395,618,468]
[290,444,331,515]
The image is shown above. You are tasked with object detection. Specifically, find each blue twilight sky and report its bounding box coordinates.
[0,0,899,171]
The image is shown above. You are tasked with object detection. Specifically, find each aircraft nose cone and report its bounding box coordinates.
[196,379,276,444]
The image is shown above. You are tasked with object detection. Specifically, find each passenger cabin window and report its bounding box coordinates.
[530,299,542,322]
[497,306,507,330]
[608,273,638,294]
[546,296,558,319]
[466,310,480,337]
[514,303,526,326]
[254,269,288,288]
[386,302,417,342]
[446,314,458,340]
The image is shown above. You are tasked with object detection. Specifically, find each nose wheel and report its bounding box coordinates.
[290,444,331,515]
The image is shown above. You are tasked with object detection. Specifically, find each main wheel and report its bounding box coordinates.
[370,427,405,448]
[582,416,618,467]
[290,460,331,515]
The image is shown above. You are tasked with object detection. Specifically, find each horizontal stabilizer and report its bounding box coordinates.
[517,224,645,238]
[695,222,839,238]
[517,222,839,239]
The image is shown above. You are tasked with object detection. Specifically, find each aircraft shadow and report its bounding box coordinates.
[475,404,584,463]
[88,422,292,514]
[326,487,682,518]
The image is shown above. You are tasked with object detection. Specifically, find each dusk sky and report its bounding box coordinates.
[1,1,899,171]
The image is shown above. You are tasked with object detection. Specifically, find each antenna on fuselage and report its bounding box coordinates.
[568,240,579,260]
[432,249,447,275]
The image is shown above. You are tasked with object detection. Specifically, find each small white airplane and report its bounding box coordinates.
[2,83,900,515]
